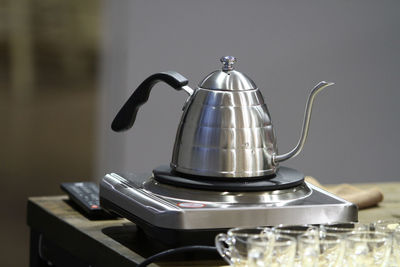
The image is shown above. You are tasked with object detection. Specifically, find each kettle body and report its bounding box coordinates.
[171,75,278,178]
[111,56,333,179]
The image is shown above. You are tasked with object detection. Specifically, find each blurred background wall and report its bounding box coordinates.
[1,0,400,266]
[0,0,99,266]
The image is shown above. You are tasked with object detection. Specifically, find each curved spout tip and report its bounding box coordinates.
[322,81,335,87]
[313,81,335,94]
[324,81,335,86]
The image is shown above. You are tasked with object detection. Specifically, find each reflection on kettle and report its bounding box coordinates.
[112,56,334,179]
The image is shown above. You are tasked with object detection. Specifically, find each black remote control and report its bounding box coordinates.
[61,182,116,219]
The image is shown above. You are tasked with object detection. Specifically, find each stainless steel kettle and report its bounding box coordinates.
[112,56,333,179]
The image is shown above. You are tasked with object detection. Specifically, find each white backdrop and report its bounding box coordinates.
[97,0,400,183]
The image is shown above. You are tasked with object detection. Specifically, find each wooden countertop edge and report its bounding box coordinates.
[27,196,147,267]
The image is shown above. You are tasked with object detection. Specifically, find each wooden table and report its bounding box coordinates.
[27,182,400,267]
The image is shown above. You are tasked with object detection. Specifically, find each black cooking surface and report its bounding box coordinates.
[153,165,305,191]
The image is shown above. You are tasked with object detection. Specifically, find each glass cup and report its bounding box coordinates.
[374,220,400,267]
[247,234,296,267]
[344,231,392,267]
[317,223,370,266]
[271,225,318,267]
[298,232,344,267]
[393,227,400,267]
[215,227,264,266]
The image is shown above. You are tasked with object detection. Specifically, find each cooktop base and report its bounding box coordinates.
[99,170,358,246]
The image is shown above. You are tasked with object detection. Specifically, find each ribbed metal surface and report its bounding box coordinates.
[171,88,278,178]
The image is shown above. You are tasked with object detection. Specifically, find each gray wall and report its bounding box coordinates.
[97,0,400,183]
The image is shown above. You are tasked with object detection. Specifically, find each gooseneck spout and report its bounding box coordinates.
[273,81,335,164]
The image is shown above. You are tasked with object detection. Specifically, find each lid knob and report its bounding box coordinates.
[220,56,236,71]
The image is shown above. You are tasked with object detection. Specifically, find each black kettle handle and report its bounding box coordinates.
[111,71,189,132]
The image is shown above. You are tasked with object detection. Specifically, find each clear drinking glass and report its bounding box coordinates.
[298,232,344,267]
[344,231,392,267]
[215,227,264,266]
[394,227,400,267]
[374,220,400,267]
[272,225,318,267]
[247,234,296,267]
[318,223,371,266]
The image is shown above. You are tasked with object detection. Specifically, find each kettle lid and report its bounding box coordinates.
[198,56,257,91]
